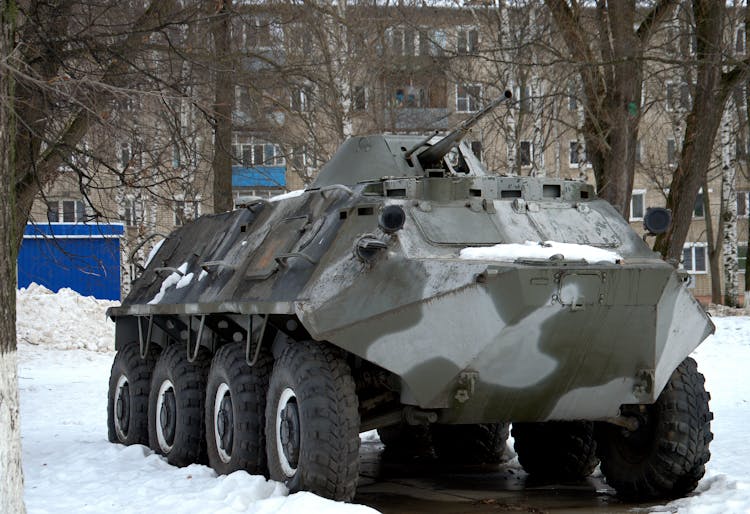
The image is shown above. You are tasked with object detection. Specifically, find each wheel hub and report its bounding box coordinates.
[616,405,657,460]
[213,383,234,463]
[275,388,300,477]
[280,402,301,469]
[114,375,130,440]
[156,380,177,452]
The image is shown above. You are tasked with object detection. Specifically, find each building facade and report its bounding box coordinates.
[26,2,749,303]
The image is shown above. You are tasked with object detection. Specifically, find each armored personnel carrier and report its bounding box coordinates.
[107,91,713,502]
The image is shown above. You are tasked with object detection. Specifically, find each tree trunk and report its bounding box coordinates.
[745,7,750,309]
[704,173,722,305]
[0,0,26,511]
[546,0,674,219]
[653,0,735,262]
[210,0,234,214]
[721,109,739,307]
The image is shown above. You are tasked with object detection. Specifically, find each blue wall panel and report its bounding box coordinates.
[18,224,124,300]
[232,165,286,188]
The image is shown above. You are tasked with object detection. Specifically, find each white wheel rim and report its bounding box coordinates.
[275,387,298,477]
[114,374,129,440]
[156,379,175,453]
[214,382,232,463]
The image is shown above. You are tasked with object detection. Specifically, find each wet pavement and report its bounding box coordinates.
[354,438,655,514]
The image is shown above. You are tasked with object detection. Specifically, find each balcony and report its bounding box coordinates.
[387,108,450,131]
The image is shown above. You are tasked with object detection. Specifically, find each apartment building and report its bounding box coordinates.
[25,2,749,303]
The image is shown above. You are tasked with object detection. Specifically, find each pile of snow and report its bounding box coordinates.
[459,240,622,264]
[16,283,117,352]
[15,286,750,513]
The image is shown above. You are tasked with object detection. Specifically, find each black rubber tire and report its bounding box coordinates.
[107,341,159,445]
[148,343,211,467]
[265,341,360,501]
[431,423,511,465]
[512,421,599,481]
[205,342,273,476]
[597,357,713,500]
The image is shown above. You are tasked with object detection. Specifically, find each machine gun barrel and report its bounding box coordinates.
[417,89,512,169]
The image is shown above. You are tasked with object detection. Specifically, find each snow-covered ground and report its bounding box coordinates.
[15,284,750,513]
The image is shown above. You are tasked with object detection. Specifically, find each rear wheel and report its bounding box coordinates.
[431,423,511,466]
[597,357,713,500]
[205,342,272,476]
[512,421,599,481]
[148,344,211,466]
[265,341,360,501]
[107,342,159,445]
[377,423,434,460]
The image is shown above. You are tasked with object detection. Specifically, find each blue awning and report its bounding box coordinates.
[232,165,286,188]
[24,222,125,239]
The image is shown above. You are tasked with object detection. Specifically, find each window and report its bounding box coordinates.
[519,141,532,167]
[456,27,479,54]
[172,144,181,168]
[470,140,482,161]
[245,16,272,48]
[291,145,310,171]
[235,138,285,167]
[291,86,311,112]
[569,140,587,167]
[682,243,707,274]
[120,142,131,168]
[353,86,366,111]
[666,82,691,112]
[667,139,676,166]
[515,85,532,113]
[174,199,200,226]
[567,81,577,111]
[122,197,143,227]
[418,29,445,56]
[740,244,747,272]
[630,190,646,220]
[693,190,705,218]
[394,85,424,108]
[738,191,749,217]
[47,200,85,223]
[428,29,446,56]
[389,27,416,56]
[456,84,481,112]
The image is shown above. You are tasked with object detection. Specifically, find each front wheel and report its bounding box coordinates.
[265,341,360,501]
[597,357,713,500]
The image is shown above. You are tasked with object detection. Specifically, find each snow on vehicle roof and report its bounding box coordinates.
[148,262,189,304]
[269,189,305,202]
[459,240,622,264]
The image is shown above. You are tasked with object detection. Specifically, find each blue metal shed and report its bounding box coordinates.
[18,223,125,300]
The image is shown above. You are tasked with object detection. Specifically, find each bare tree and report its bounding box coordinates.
[546,0,677,216]
[0,1,25,511]
[210,0,235,213]
[1,1,208,507]
[653,0,750,263]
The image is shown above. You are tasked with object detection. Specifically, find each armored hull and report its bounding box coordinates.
[108,119,714,502]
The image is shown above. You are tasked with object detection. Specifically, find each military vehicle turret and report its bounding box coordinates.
[107,90,713,502]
